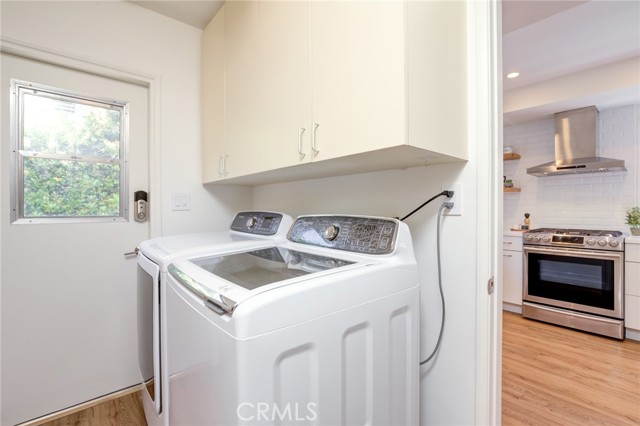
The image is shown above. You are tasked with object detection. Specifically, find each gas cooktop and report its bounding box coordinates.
[526,228,624,237]
[523,228,626,251]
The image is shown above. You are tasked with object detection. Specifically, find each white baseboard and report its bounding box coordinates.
[502,302,522,314]
[17,383,143,426]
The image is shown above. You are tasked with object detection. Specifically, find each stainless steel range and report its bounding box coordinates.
[522,228,626,339]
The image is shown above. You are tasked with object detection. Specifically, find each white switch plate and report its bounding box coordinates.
[442,183,462,216]
[171,193,191,211]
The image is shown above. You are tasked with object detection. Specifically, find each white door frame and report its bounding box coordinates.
[468,1,502,424]
[0,35,162,238]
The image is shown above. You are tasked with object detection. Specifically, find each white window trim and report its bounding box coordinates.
[10,79,130,224]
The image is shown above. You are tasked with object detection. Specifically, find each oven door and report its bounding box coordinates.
[137,252,162,415]
[523,246,623,319]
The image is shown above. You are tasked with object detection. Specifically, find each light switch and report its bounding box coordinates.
[171,193,191,211]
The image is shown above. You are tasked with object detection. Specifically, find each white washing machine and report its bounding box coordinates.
[136,211,293,426]
[166,215,420,425]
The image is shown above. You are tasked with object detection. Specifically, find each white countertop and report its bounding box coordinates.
[504,229,526,237]
[626,235,640,245]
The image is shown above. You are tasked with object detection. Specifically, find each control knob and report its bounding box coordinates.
[534,236,541,242]
[542,236,551,243]
[586,239,596,246]
[246,217,257,229]
[324,224,340,241]
[609,240,619,248]
[597,239,607,247]
[525,235,533,241]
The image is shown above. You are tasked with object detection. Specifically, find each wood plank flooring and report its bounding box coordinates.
[502,312,640,426]
[37,391,146,426]
[31,313,640,425]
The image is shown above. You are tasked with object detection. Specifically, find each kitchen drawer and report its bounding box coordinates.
[626,261,640,296]
[625,294,640,330]
[503,235,523,252]
[626,243,640,262]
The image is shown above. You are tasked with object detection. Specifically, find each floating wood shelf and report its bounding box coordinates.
[504,187,521,192]
[503,153,521,161]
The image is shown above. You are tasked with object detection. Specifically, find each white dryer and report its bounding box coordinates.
[166,215,420,425]
[136,211,292,426]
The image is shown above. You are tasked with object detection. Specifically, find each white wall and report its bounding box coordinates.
[252,161,479,425]
[504,104,639,231]
[0,1,250,424]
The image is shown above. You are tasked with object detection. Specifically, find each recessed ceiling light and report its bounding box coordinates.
[506,72,520,79]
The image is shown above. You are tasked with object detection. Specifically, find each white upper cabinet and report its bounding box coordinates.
[202,1,468,185]
[201,6,225,183]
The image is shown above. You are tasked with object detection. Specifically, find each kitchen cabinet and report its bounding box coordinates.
[503,234,523,313]
[202,1,468,185]
[625,238,640,338]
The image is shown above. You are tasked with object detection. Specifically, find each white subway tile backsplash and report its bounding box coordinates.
[503,104,638,232]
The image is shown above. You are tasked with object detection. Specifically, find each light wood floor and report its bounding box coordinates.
[33,313,640,426]
[38,391,146,426]
[502,311,640,426]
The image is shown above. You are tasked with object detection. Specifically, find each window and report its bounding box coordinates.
[11,80,128,223]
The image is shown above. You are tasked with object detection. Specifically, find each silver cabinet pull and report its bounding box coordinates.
[124,247,140,257]
[503,254,513,258]
[218,155,224,177]
[222,154,228,176]
[503,241,513,245]
[298,128,306,159]
[311,122,319,156]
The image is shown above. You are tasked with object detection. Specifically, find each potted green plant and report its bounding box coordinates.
[626,207,640,236]
[503,179,514,188]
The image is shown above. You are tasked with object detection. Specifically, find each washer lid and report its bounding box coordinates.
[168,246,362,314]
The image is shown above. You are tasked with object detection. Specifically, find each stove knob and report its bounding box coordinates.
[609,240,619,248]
[534,236,541,242]
[542,236,551,243]
[597,239,607,247]
[525,235,533,241]
[324,224,340,241]
[586,239,596,246]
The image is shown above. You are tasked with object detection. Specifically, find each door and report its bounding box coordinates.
[1,53,149,425]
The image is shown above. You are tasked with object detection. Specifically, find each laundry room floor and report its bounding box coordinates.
[37,391,146,426]
[502,311,640,425]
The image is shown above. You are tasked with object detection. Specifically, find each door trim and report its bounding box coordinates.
[1,35,161,237]
[466,0,502,424]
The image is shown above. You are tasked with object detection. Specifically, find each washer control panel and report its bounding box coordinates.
[230,212,284,235]
[287,215,398,255]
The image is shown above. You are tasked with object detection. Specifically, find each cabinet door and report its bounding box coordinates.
[310,1,406,161]
[224,1,262,178]
[202,6,226,183]
[256,1,311,170]
[503,250,523,305]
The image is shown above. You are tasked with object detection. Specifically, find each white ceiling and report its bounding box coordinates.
[131,0,223,30]
[130,0,640,125]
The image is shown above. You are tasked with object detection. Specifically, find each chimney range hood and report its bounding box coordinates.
[526,106,626,177]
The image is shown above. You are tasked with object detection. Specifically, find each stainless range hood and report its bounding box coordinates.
[526,106,626,177]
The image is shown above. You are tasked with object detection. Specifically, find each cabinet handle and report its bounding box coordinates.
[503,241,513,245]
[218,155,224,177]
[298,128,306,159]
[311,122,319,156]
[503,254,513,258]
[223,155,228,176]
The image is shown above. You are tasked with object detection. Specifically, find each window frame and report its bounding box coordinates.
[10,79,130,224]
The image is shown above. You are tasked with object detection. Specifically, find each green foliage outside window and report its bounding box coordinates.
[20,91,123,218]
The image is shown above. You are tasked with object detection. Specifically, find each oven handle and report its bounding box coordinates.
[523,245,623,260]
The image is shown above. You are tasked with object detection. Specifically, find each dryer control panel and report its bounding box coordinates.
[230,212,284,235]
[287,215,398,255]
